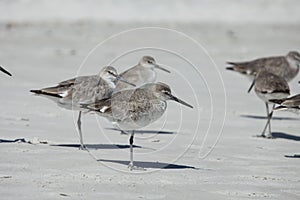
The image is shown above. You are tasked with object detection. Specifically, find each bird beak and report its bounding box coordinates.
[170,94,193,109]
[154,64,171,73]
[116,76,136,87]
[0,66,12,76]
[226,67,234,71]
[247,79,255,93]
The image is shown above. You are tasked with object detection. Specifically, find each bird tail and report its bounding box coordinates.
[30,89,63,98]
[269,98,285,105]
[226,61,253,75]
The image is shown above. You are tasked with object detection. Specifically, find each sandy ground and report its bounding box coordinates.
[0,22,300,199]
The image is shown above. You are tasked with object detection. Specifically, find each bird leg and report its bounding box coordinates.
[260,103,270,137]
[266,104,275,138]
[77,111,87,150]
[260,103,274,138]
[126,131,145,171]
[128,131,135,170]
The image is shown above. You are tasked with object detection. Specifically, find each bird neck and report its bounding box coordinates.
[287,57,300,74]
[101,76,116,89]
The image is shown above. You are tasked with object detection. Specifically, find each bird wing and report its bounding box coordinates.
[226,56,284,75]
[84,88,149,120]
[255,72,290,94]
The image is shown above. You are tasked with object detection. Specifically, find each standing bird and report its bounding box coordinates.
[30,66,135,150]
[0,66,12,76]
[270,94,300,115]
[83,82,193,170]
[254,70,290,138]
[115,56,171,92]
[226,51,300,92]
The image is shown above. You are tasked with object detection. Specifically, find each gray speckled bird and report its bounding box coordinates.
[115,56,171,92]
[227,51,300,92]
[254,70,290,138]
[30,66,135,150]
[0,66,12,76]
[83,82,193,170]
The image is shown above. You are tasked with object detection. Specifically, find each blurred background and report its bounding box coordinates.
[0,0,299,24]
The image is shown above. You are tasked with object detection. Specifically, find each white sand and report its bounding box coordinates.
[0,2,300,199]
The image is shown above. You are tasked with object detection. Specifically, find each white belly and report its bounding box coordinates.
[256,91,289,103]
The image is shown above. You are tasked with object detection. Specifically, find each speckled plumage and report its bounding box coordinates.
[254,70,290,138]
[30,67,118,109]
[84,82,192,170]
[115,56,170,92]
[86,83,170,130]
[227,51,300,82]
[30,66,123,150]
[255,70,290,99]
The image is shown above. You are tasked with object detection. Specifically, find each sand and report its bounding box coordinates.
[0,2,300,199]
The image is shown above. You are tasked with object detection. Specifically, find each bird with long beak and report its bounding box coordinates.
[115,56,171,92]
[0,66,12,76]
[82,82,193,170]
[30,66,135,150]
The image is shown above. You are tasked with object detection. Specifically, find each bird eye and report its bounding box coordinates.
[162,90,170,95]
[108,71,115,75]
[147,60,152,64]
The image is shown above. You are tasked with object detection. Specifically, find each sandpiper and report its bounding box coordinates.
[270,94,300,115]
[254,70,290,138]
[83,82,193,170]
[30,66,135,150]
[115,56,171,92]
[227,51,300,92]
[0,66,12,76]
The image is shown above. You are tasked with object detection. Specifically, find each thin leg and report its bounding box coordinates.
[266,105,275,138]
[77,111,87,150]
[128,131,135,170]
[261,103,269,137]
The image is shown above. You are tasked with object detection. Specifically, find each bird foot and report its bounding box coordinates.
[253,134,273,139]
[265,134,274,139]
[128,162,145,171]
[79,145,88,151]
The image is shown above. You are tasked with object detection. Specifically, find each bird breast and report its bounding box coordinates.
[116,100,167,130]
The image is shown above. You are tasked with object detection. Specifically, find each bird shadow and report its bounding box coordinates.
[50,143,142,150]
[284,154,300,158]
[98,159,199,170]
[271,132,300,141]
[0,138,27,143]
[0,138,142,150]
[253,132,300,141]
[106,128,175,135]
[240,114,300,121]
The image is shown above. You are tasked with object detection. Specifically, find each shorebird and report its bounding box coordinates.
[0,66,12,76]
[83,82,193,170]
[115,56,171,92]
[270,94,300,115]
[254,70,290,138]
[226,51,300,92]
[30,66,135,150]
